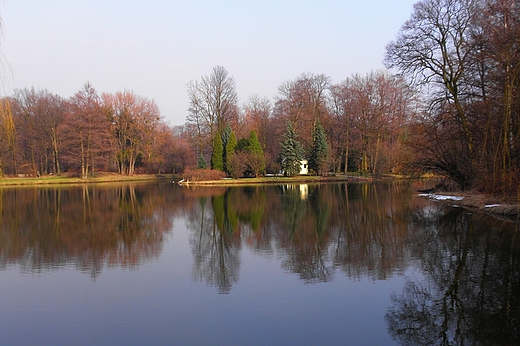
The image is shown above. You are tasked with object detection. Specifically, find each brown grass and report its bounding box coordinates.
[0,173,164,187]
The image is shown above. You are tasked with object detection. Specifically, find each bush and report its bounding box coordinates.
[182,169,226,182]
[229,152,248,178]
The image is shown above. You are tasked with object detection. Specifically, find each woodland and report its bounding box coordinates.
[0,0,519,196]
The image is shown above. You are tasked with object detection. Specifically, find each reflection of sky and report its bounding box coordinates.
[2,183,517,345]
[1,217,405,345]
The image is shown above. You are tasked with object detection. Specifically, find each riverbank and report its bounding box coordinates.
[0,173,169,187]
[418,191,520,221]
[177,173,379,186]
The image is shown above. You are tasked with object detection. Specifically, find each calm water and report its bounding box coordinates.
[0,181,518,345]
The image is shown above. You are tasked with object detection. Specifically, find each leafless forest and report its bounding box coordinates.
[0,0,518,195]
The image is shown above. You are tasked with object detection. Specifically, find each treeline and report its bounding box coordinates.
[385,0,520,194]
[186,0,520,195]
[185,67,416,179]
[1,0,518,195]
[0,84,193,178]
[0,68,416,181]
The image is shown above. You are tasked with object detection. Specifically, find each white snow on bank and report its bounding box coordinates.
[484,204,502,208]
[418,193,465,201]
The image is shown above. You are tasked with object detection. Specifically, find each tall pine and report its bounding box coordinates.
[211,132,224,171]
[279,121,304,176]
[309,120,329,175]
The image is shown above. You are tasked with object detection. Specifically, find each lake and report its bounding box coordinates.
[0,180,518,345]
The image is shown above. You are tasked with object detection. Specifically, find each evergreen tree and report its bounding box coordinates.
[236,138,250,151]
[309,120,329,175]
[279,121,304,176]
[211,133,224,170]
[225,130,237,176]
[196,153,207,169]
[247,130,266,176]
[221,125,232,173]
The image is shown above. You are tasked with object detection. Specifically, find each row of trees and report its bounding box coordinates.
[186,66,416,178]
[385,0,520,193]
[0,84,192,178]
[1,0,517,194]
[185,0,520,194]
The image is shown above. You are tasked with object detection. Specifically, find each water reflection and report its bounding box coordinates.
[186,182,428,291]
[386,206,520,345]
[2,180,519,343]
[0,183,176,278]
[187,192,240,294]
[2,180,519,342]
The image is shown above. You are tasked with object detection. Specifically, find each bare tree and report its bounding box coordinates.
[274,73,331,152]
[103,91,161,175]
[186,66,239,155]
[385,0,478,160]
[12,88,65,175]
[473,0,520,175]
[59,83,111,178]
[331,72,415,174]
[0,98,16,176]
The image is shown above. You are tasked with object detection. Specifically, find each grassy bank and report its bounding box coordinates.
[0,173,169,187]
[177,173,387,186]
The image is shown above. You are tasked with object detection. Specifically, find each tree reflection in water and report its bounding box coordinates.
[386,206,520,345]
[0,183,175,278]
[185,181,520,344]
[187,192,240,294]
[187,181,423,291]
[3,180,517,343]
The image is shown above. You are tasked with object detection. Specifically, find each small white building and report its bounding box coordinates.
[299,159,308,175]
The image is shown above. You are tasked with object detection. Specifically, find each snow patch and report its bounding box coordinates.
[418,193,465,201]
[484,204,501,208]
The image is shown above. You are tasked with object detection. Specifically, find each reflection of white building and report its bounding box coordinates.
[299,184,308,200]
[299,160,308,175]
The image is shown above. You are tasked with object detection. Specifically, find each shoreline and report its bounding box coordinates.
[177,173,381,186]
[3,173,518,220]
[418,191,520,221]
[0,173,169,187]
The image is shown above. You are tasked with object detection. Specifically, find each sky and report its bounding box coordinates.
[1,0,418,126]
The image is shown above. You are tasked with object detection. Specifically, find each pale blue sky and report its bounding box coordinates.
[2,1,417,125]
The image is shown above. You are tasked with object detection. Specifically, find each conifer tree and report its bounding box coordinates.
[279,121,304,176]
[211,133,224,170]
[225,130,237,176]
[196,153,207,169]
[221,125,232,173]
[247,130,265,176]
[309,120,329,175]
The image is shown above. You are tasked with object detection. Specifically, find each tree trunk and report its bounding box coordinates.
[344,124,349,173]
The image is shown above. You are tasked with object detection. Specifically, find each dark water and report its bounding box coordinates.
[0,181,518,345]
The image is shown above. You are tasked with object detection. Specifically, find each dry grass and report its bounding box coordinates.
[177,174,373,186]
[0,173,163,187]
